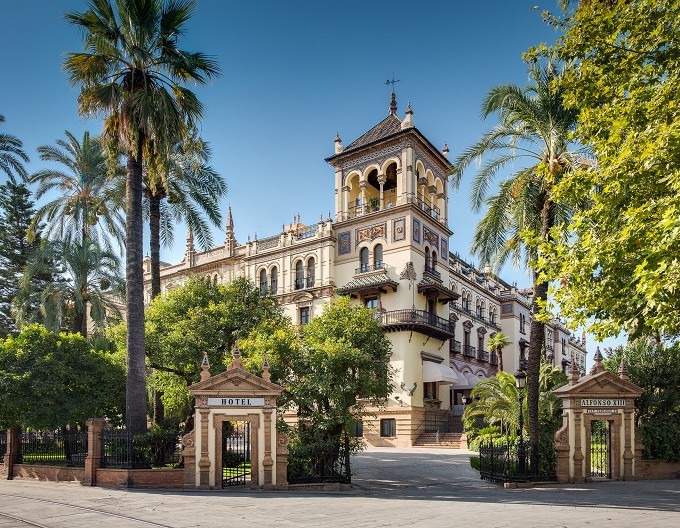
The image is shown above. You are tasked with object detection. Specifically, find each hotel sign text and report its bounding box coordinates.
[580,398,625,407]
[208,397,265,407]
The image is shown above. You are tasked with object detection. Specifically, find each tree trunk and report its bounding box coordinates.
[527,196,553,472]
[149,195,161,299]
[148,194,165,426]
[527,274,547,473]
[72,307,87,338]
[498,349,503,372]
[125,136,147,436]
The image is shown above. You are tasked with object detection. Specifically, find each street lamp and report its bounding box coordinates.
[515,369,527,479]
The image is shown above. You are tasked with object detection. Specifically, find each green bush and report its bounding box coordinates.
[469,455,480,471]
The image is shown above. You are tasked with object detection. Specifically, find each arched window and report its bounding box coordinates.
[374,244,383,269]
[431,251,437,270]
[307,257,315,287]
[520,313,526,334]
[360,247,369,272]
[270,266,278,294]
[259,269,267,295]
[295,260,304,290]
[425,247,430,271]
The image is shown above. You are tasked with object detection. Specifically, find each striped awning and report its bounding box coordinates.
[336,273,398,296]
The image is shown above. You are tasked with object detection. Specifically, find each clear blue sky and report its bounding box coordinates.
[0,1,622,353]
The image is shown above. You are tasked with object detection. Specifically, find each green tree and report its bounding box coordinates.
[65,0,219,434]
[0,114,29,183]
[0,325,125,430]
[123,277,282,426]
[487,331,510,372]
[16,240,124,337]
[243,296,394,450]
[451,59,581,467]
[604,340,680,462]
[29,130,125,250]
[534,0,680,339]
[0,181,54,337]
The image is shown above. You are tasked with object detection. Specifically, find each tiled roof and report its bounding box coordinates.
[336,273,399,295]
[417,277,458,302]
[342,114,403,153]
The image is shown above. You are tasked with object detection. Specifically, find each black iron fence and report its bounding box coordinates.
[423,408,464,434]
[287,440,351,484]
[102,428,181,469]
[479,439,556,484]
[18,429,88,467]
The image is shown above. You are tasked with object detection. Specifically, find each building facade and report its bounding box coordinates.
[145,94,587,447]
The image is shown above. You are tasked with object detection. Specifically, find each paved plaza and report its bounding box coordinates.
[1,447,679,527]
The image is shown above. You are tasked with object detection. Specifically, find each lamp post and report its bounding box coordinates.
[515,369,527,479]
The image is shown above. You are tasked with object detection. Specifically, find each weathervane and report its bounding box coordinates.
[385,74,400,93]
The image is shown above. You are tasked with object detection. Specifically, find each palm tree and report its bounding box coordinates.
[464,371,523,438]
[65,0,220,434]
[0,115,29,183]
[451,58,581,469]
[29,131,125,250]
[145,133,225,299]
[488,331,510,372]
[16,240,124,337]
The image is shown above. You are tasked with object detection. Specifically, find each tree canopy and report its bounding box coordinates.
[241,296,394,446]
[604,340,680,462]
[535,0,680,339]
[130,277,283,423]
[0,325,125,429]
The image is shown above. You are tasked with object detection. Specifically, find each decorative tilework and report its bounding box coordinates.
[356,223,386,247]
[393,217,406,242]
[441,238,448,261]
[423,225,439,246]
[338,231,351,255]
[413,219,421,244]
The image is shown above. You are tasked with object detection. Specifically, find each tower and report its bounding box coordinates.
[327,92,458,446]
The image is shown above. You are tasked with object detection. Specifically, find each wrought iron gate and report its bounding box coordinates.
[590,420,611,479]
[222,421,251,487]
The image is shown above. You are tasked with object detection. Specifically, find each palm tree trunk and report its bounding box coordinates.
[72,308,87,338]
[148,193,165,426]
[125,136,147,436]
[498,349,503,372]
[149,195,161,299]
[527,196,553,472]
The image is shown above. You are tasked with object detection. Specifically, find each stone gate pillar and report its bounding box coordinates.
[553,350,643,483]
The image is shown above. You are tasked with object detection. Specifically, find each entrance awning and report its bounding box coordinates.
[452,371,484,389]
[422,361,459,385]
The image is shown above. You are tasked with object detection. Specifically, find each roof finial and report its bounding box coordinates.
[262,353,271,382]
[386,75,400,115]
[618,358,629,381]
[590,346,605,375]
[200,351,211,381]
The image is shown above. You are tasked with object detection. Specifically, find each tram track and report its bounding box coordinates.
[0,492,176,528]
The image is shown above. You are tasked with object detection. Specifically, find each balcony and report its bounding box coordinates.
[417,198,440,221]
[450,340,462,354]
[477,349,490,362]
[463,345,476,358]
[423,265,442,281]
[380,309,455,341]
[294,276,315,290]
[354,262,387,275]
[450,302,501,330]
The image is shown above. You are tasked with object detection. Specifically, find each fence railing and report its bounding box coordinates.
[423,408,464,434]
[102,428,181,469]
[478,439,556,484]
[18,429,88,467]
[287,440,351,484]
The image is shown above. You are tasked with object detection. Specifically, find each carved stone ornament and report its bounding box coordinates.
[356,223,386,246]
